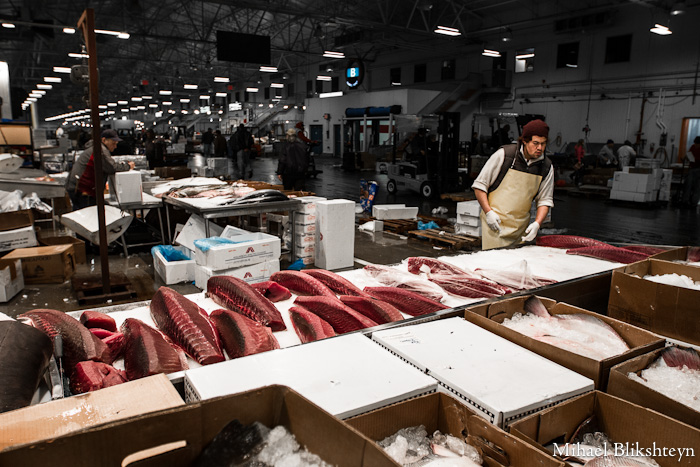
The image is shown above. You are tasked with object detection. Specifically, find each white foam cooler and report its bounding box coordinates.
[184,333,437,419]
[371,317,594,428]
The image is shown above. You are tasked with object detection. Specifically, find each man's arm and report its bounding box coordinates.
[474,188,492,213]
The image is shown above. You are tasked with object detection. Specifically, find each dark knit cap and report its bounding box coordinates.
[521,119,549,140]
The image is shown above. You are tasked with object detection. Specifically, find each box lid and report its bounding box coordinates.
[0,210,33,233]
[3,244,73,259]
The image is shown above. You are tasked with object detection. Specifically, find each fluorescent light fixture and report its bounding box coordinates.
[131,96,142,101]
[121,109,128,112]
[95,29,129,39]
[130,107,137,111]
[149,103,158,108]
[566,64,578,68]
[270,83,284,88]
[259,66,277,72]
[44,76,62,83]
[258,103,263,107]
[37,84,52,89]
[319,91,343,98]
[33,90,46,95]
[316,75,332,81]
[155,111,163,117]
[180,98,190,103]
[516,53,535,59]
[2,23,16,29]
[184,84,198,89]
[68,53,89,59]
[323,51,345,58]
[107,102,117,107]
[117,32,130,39]
[117,100,128,105]
[434,25,461,36]
[99,105,107,109]
[162,101,172,106]
[391,82,402,86]
[141,95,152,99]
[28,98,37,102]
[283,105,289,109]
[53,67,72,74]
[671,2,686,15]
[650,24,672,35]
[63,27,75,34]
[199,95,210,99]
[194,109,200,114]
[29,93,42,98]
[181,110,188,114]
[137,105,145,110]
[482,49,501,57]
[159,90,172,95]
[213,77,229,83]
[246,87,259,93]
[215,92,227,97]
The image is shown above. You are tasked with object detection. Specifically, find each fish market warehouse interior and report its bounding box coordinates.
[0,0,699,465]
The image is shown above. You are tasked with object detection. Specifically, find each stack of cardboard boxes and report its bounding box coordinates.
[292,196,326,266]
[454,200,481,237]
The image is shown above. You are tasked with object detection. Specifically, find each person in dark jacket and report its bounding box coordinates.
[213,130,227,157]
[234,124,254,179]
[277,128,309,190]
[201,128,214,157]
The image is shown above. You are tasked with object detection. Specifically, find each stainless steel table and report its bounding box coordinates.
[163,197,303,261]
[0,170,67,229]
[108,195,166,256]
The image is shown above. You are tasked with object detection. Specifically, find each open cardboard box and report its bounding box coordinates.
[608,259,700,345]
[607,346,700,429]
[347,392,565,467]
[2,244,76,284]
[509,391,700,467]
[0,209,38,253]
[464,295,665,390]
[650,246,698,263]
[0,385,399,467]
[39,235,87,264]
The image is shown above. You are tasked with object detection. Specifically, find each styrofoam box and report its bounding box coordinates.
[174,214,224,252]
[194,259,279,289]
[316,199,355,270]
[455,223,481,237]
[184,333,437,419]
[114,171,143,204]
[294,213,317,226]
[456,213,480,227]
[153,246,195,285]
[373,205,419,220]
[371,318,594,428]
[0,259,24,303]
[297,196,327,214]
[194,232,281,271]
[221,225,252,238]
[206,157,228,169]
[456,200,481,217]
[295,244,315,257]
[635,158,662,169]
[0,226,38,253]
[60,205,133,246]
[294,233,315,246]
[289,222,316,234]
[610,189,636,202]
[372,204,405,217]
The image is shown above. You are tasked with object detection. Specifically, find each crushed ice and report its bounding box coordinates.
[642,273,700,290]
[254,426,330,466]
[628,358,700,412]
[378,425,482,466]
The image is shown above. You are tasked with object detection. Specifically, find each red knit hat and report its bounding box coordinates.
[521,119,549,140]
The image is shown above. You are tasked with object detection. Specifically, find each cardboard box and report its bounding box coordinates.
[39,235,87,264]
[371,318,594,428]
[650,246,692,263]
[464,296,665,389]
[0,210,38,253]
[373,205,419,220]
[316,199,355,270]
[347,392,565,467]
[154,166,191,179]
[510,391,700,467]
[173,214,223,252]
[0,385,399,467]
[455,222,481,237]
[2,244,75,284]
[0,258,23,302]
[194,232,281,270]
[114,171,143,204]
[608,347,700,429]
[194,259,279,289]
[636,158,662,169]
[0,374,183,453]
[608,259,700,345]
[456,213,480,227]
[456,200,481,217]
[60,205,133,246]
[153,245,195,285]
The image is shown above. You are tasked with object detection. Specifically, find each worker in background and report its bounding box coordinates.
[682,136,700,206]
[570,139,586,186]
[295,122,316,145]
[201,128,214,157]
[213,129,227,157]
[472,119,554,250]
[617,140,636,168]
[66,129,135,210]
[277,128,310,190]
[598,139,617,167]
[233,124,254,179]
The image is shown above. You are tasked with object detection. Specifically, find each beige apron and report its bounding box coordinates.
[480,164,542,250]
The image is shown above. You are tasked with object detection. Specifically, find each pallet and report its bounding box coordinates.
[440,191,476,202]
[72,272,137,306]
[407,228,480,250]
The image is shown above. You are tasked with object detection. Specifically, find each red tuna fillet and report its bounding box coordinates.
[303,269,368,296]
[339,295,403,324]
[270,270,336,297]
[536,235,610,249]
[90,328,125,360]
[19,309,113,371]
[364,287,449,316]
[294,296,377,333]
[79,310,117,332]
[407,257,475,276]
[70,361,127,394]
[121,318,189,380]
[289,306,336,343]
[251,281,292,302]
[207,276,286,331]
[364,264,445,302]
[210,309,280,359]
[688,247,700,262]
[150,287,224,365]
[428,274,511,298]
[566,245,648,264]
[660,346,700,370]
[622,245,667,256]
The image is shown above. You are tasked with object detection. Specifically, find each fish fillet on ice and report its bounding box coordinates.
[407,257,476,276]
[339,295,404,324]
[207,276,286,331]
[293,296,377,333]
[210,308,280,359]
[70,361,127,394]
[364,264,445,301]
[364,287,449,316]
[566,246,647,264]
[79,310,117,332]
[536,235,610,249]
[289,306,336,343]
[121,318,189,380]
[270,270,336,297]
[251,281,292,302]
[428,274,511,298]
[303,269,368,296]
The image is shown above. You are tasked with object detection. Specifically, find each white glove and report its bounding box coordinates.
[485,210,502,232]
[521,221,540,242]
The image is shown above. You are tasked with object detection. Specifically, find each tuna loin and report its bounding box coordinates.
[428,274,511,298]
[270,270,336,297]
[363,287,449,316]
[289,306,336,343]
[19,309,113,371]
[294,296,378,333]
[339,295,403,324]
[210,308,280,359]
[70,361,127,394]
[302,269,367,296]
[90,329,125,360]
[79,310,117,332]
[251,281,292,302]
[150,287,224,365]
[207,276,286,331]
[364,264,445,302]
[121,318,189,380]
[566,245,648,264]
[407,257,475,276]
[660,346,700,370]
[536,235,610,249]
[621,245,667,256]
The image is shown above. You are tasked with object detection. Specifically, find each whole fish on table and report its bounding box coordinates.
[566,245,648,264]
[364,287,449,316]
[364,264,445,302]
[536,235,610,249]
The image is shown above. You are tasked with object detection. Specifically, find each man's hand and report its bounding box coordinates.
[277,174,282,180]
[128,161,136,170]
[485,210,502,232]
[521,221,540,242]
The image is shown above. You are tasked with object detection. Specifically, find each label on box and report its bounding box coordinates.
[0,226,38,253]
[194,259,280,289]
[290,223,316,234]
[294,213,317,225]
[194,232,281,270]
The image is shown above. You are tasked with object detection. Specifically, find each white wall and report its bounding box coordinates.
[0,62,12,120]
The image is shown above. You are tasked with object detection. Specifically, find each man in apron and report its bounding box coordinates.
[472,119,554,250]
